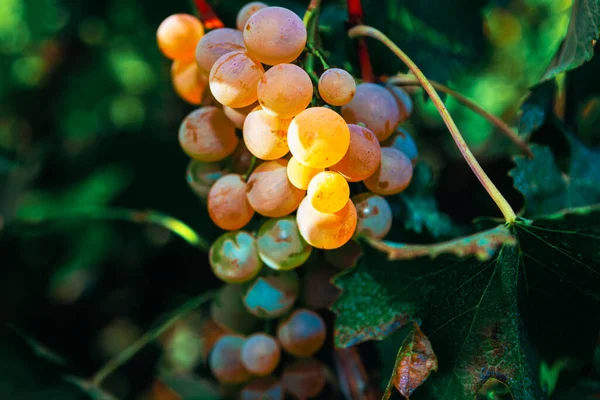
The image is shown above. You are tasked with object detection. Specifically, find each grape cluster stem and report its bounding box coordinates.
[349,25,517,223]
[346,0,375,82]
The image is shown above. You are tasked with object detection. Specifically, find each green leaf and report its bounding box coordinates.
[332,206,600,399]
[541,0,600,82]
[510,137,600,217]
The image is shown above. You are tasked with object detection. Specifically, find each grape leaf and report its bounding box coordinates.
[332,205,600,400]
[510,137,600,217]
[541,0,600,82]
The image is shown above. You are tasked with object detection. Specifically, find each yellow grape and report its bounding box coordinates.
[288,107,350,169]
[195,28,245,74]
[286,156,323,190]
[223,102,258,130]
[307,171,349,213]
[178,107,238,162]
[157,14,204,61]
[246,159,305,217]
[209,51,264,108]
[257,64,312,119]
[363,147,413,195]
[387,85,414,123]
[243,109,290,160]
[208,174,254,230]
[353,192,393,239]
[330,124,381,182]
[318,68,356,106]
[236,2,268,31]
[296,197,357,250]
[171,58,206,105]
[243,7,307,65]
[342,83,401,141]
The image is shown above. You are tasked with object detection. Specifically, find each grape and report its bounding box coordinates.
[307,171,349,214]
[195,28,245,74]
[243,270,299,318]
[209,231,263,283]
[282,359,327,399]
[256,217,312,270]
[257,64,312,119]
[318,68,356,106]
[240,377,283,400]
[277,309,326,357]
[286,156,323,190]
[179,107,238,162]
[387,85,413,123]
[330,124,381,182]
[363,147,413,195]
[243,109,291,160]
[209,51,264,108]
[243,7,307,66]
[382,127,418,163]
[323,239,363,270]
[236,2,268,31]
[224,102,258,130]
[230,140,255,175]
[246,159,305,217]
[186,159,227,203]
[211,284,258,334]
[171,59,206,105]
[208,174,254,231]
[288,107,350,169]
[300,263,340,309]
[296,197,357,250]
[209,335,252,384]
[352,192,393,240]
[241,333,281,376]
[157,14,204,61]
[342,83,401,141]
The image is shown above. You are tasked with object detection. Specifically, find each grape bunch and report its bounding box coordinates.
[157,2,417,397]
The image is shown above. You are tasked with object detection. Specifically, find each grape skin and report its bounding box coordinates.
[277,309,326,357]
[243,109,291,160]
[236,2,268,31]
[256,217,312,271]
[352,192,393,240]
[211,284,258,334]
[282,359,327,399]
[287,156,323,190]
[224,102,258,130]
[330,124,381,182]
[382,127,418,163]
[363,147,413,195]
[157,14,204,61]
[387,85,414,123]
[243,270,299,319]
[241,333,281,376]
[195,28,245,74]
[307,171,350,214]
[209,335,252,384]
[171,59,206,105]
[186,159,227,203]
[209,51,264,108]
[296,197,357,250]
[209,231,263,283]
[207,174,254,231]
[318,68,356,106]
[257,63,313,119]
[240,377,283,400]
[178,107,238,162]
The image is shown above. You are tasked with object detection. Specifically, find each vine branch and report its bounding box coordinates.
[349,25,517,223]
[346,0,374,82]
[192,0,224,29]
[303,0,322,76]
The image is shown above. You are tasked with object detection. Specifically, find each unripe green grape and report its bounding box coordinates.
[186,159,227,203]
[276,309,326,357]
[256,217,312,271]
[208,334,252,384]
[282,359,327,399]
[241,333,281,376]
[211,284,258,334]
[352,192,393,240]
[243,270,299,319]
[209,231,263,283]
[240,377,283,400]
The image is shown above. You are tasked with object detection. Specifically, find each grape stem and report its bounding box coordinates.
[386,76,534,158]
[243,156,257,181]
[346,0,375,82]
[303,0,322,76]
[349,25,517,223]
[192,0,224,29]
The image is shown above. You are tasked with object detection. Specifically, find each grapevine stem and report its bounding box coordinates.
[346,0,375,82]
[303,0,322,76]
[349,25,517,223]
[192,0,224,29]
[387,76,534,158]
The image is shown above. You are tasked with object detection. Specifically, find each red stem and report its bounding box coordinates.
[347,0,375,82]
[193,0,224,29]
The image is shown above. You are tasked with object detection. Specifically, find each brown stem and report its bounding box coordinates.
[346,0,375,82]
[193,0,224,29]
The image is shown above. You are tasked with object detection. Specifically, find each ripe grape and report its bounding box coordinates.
[240,377,283,400]
[363,147,413,195]
[282,359,327,399]
[277,309,326,357]
[383,127,418,163]
[171,59,206,105]
[243,270,299,318]
[330,124,381,182]
[286,156,323,190]
[342,83,401,141]
[179,107,238,162]
[352,192,393,240]
[243,7,307,65]
[209,335,252,384]
[246,159,305,217]
[209,51,264,108]
[230,140,255,175]
[186,159,227,203]
[207,174,254,230]
[157,14,204,61]
[257,64,312,119]
[318,68,356,106]
[243,109,291,160]
[288,107,350,169]
[387,85,413,123]
[256,217,312,270]
[241,333,281,376]
[209,231,262,283]
[236,2,268,31]
[224,102,258,130]
[307,171,349,213]
[211,284,258,334]
[296,197,357,250]
[195,28,245,74]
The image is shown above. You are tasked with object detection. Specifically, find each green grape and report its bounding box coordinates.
[243,270,299,319]
[240,377,283,400]
[209,231,263,284]
[352,192,393,240]
[208,334,252,384]
[256,217,312,271]
[241,333,281,376]
[282,358,327,399]
[186,159,227,203]
[276,309,326,357]
[211,284,258,334]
